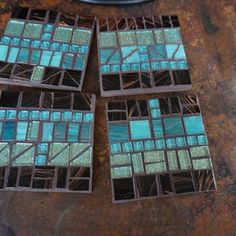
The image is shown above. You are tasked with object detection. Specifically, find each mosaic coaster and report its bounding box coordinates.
[0,8,94,91]
[106,95,216,202]
[79,0,153,4]
[0,90,95,192]
[97,16,191,97]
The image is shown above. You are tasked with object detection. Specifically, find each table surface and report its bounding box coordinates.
[0,0,236,235]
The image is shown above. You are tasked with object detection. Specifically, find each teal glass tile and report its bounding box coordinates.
[6,110,17,119]
[176,137,187,147]
[101,65,110,73]
[18,110,28,120]
[44,24,53,33]
[29,110,40,120]
[62,111,72,121]
[118,31,136,46]
[20,39,31,47]
[130,120,151,140]
[1,36,10,45]
[35,155,46,165]
[78,45,88,54]
[2,121,14,140]
[131,153,144,174]
[111,154,131,165]
[183,115,205,135]
[160,61,169,69]
[40,41,50,50]
[131,63,140,71]
[16,122,28,140]
[111,166,132,179]
[144,140,155,151]
[62,53,74,69]
[54,123,66,141]
[133,141,144,151]
[99,32,117,48]
[166,44,186,59]
[111,143,122,154]
[83,113,94,122]
[149,98,159,108]
[111,64,120,72]
[0,45,8,61]
[31,66,45,82]
[138,46,148,54]
[177,60,188,69]
[166,138,176,148]
[0,110,5,119]
[23,23,43,38]
[187,136,198,146]
[163,117,184,136]
[151,109,161,118]
[121,46,139,63]
[136,31,154,45]
[154,29,165,43]
[198,135,208,145]
[50,52,62,67]
[121,64,131,72]
[148,44,167,60]
[27,121,39,141]
[10,37,20,46]
[70,44,79,52]
[80,123,91,141]
[73,112,83,122]
[0,122,2,137]
[72,29,91,45]
[122,142,133,152]
[178,150,191,170]
[30,50,41,64]
[4,20,25,37]
[60,44,69,52]
[152,119,164,138]
[68,123,80,142]
[108,123,129,142]
[54,26,73,42]
[100,49,120,64]
[31,40,41,48]
[42,122,54,141]
[50,111,61,121]
[74,54,86,70]
[50,42,60,51]
[42,33,51,41]
[40,111,50,120]
[40,50,53,66]
[141,63,150,71]
[164,28,182,43]
[37,143,48,153]
[167,151,179,170]
[18,48,30,63]
[7,47,19,63]
[144,151,165,163]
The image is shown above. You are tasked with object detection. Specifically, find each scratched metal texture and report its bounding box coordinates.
[0,0,235,235]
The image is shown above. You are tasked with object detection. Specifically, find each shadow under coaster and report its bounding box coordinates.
[97,16,191,97]
[106,95,216,202]
[0,8,95,91]
[0,90,95,192]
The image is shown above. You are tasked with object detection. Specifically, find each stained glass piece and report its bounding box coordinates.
[144,151,164,163]
[70,148,92,167]
[164,117,184,136]
[0,143,9,166]
[54,27,73,42]
[27,121,39,141]
[0,45,9,61]
[118,31,136,46]
[178,150,191,169]
[18,48,30,63]
[16,122,28,140]
[129,120,151,140]
[42,122,54,141]
[40,50,53,66]
[35,155,46,165]
[167,151,178,170]
[184,115,205,135]
[4,20,25,37]
[192,158,212,170]
[31,66,45,82]
[111,154,131,165]
[154,29,165,43]
[72,29,91,45]
[23,23,43,38]
[145,162,166,174]
[2,121,14,140]
[111,166,132,179]
[164,28,182,43]
[152,119,164,138]
[131,153,144,174]
[100,32,117,48]
[7,47,19,63]
[136,31,154,45]
[108,123,129,142]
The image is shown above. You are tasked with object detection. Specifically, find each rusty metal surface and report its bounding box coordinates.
[0,0,236,235]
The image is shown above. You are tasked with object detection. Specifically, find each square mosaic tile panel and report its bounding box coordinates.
[0,90,95,192]
[97,16,191,97]
[106,95,216,202]
[0,8,94,91]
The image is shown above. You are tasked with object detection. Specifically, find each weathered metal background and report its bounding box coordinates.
[0,0,235,235]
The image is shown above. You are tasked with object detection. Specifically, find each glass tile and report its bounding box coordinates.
[131,153,144,174]
[99,32,117,48]
[4,20,25,37]
[49,143,69,166]
[80,123,91,142]
[41,41,50,50]
[164,28,182,43]
[29,111,40,120]
[151,109,161,118]
[178,150,191,169]
[163,117,184,136]
[111,166,132,179]
[155,139,166,149]
[148,44,167,60]
[166,44,186,59]
[111,143,122,154]
[70,148,92,167]
[192,158,211,170]
[54,26,73,42]
[118,31,136,46]
[72,112,82,122]
[50,42,60,51]
[129,120,151,140]
[40,50,53,67]
[187,136,198,146]
[100,49,120,64]
[136,31,154,45]
[122,142,133,153]
[50,52,62,67]
[31,40,41,48]
[0,143,9,166]
[20,39,31,47]
[121,46,139,63]
[54,123,66,141]
[18,110,28,120]
[16,122,28,140]
[152,119,164,138]
[30,50,41,64]
[18,48,30,63]
[167,151,178,170]
[74,54,86,70]
[145,162,166,174]
[37,143,48,154]
[176,137,187,147]
[0,45,8,61]
[198,135,208,145]
[27,121,39,141]
[42,122,54,141]
[78,45,88,54]
[149,98,159,108]
[0,110,5,119]
[70,44,80,52]
[44,24,53,33]
[144,140,155,151]
[1,36,10,45]
[31,66,45,82]
[154,29,165,43]
[62,53,74,69]
[183,115,205,135]
[7,47,19,63]
[166,138,176,148]
[133,141,144,151]
[62,111,72,121]
[10,37,21,46]
[2,121,14,140]
[40,111,50,120]
[12,144,34,166]
[35,155,46,165]
[42,32,51,41]
[108,123,129,142]
[83,113,94,122]
[144,151,164,163]
[60,44,69,52]
[51,112,61,121]
[111,154,131,165]
[72,29,91,45]
[190,146,210,158]
[68,123,80,142]
[6,110,17,119]
[23,23,43,38]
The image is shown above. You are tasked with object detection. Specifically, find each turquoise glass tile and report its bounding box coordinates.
[155,139,166,149]
[187,136,198,146]
[163,117,184,136]
[100,32,117,48]
[7,47,19,63]
[83,113,94,122]
[130,120,151,140]
[111,154,131,165]
[50,42,60,51]
[144,140,155,151]
[18,110,28,120]
[122,142,133,152]
[18,48,30,63]
[40,111,50,120]
[42,122,53,141]
[54,26,73,42]
[152,119,164,138]
[50,112,61,121]
[2,121,14,140]
[35,155,46,165]
[176,137,187,147]
[62,53,74,69]
[42,33,51,41]
[29,110,40,120]
[40,50,53,66]
[44,24,53,33]
[164,28,182,43]
[72,29,91,45]
[31,40,41,48]
[183,115,205,135]
[68,123,80,142]
[151,109,161,118]
[0,110,5,119]
[73,112,83,122]
[121,64,131,72]
[50,52,62,67]
[141,63,150,71]
[101,65,110,73]
[198,135,208,145]
[148,44,167,60]
[131,63,140,71]
[154,29,165,43]
[133,141,144,151]
[136,31,154,45]
[74,54,86,70]
[166,138,176,148]
[4,20,25,37]
[70,44,79,52]
[30,50,41,64]
[80,123,91,141]
[108,123,129,142]
[6,110,17,119]
[131,153,144,174]
[20,39,31,47]
[40,41,50,50]
[62,111,72,121]
[1,36,10,45]
[111,64,120,72]
[160,61,169,69]
[0,45,8,61]
[0,123,2,137]
[166,44,186,59]
[54,123,66,141]
[78,45,88,54]
[60,44,69,52]
[23,23,43,38]
[16,122,28,140]
[100,49,120,64]
[118,31,136,46]
[10,37,20,46]
[139,54,148,61]
[27,121,39,141]
[111,143,122,154]
[121,46,139,63]
[177,60,188,69]
[138,46,148,54]
[37,143,48,153]
[149,98,159,108]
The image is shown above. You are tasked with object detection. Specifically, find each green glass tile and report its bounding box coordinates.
[154,29,165,43]
[152,119,164,138]
[23,23,43,38]
[129,120,151,140]
[12,145,34,166]
[99,32,117,48]
[198,135,208,145]
[178,150,191,170]
[54,26,73,42]
[42,122,53,141]
[190,146,210,158]
[192,158,212,170]
[183,115,205,135]
[164,28,182,43]
[50,51,62,67]
[18,48,30,63]
[118,31,136,46]
[27,121,39,141]
[0,45,9,61]
[164,117,184,136]
[145,162,166,174]
[136,31,154,45]
[111,153,131,165]
[16,122,28,140]
[31,66,45,82]
[131,153,144,174]
[111,166,132,179]
[49,143,69,166]
[108,123,129,142]
[69,143,90,160]
[167,151,178,170]
[7,47,19,63]
[4,20,25,37]
[70,147,92,167]
[72,29,91,45]
[144,151,165,163]
[18,110,28,120]
[37,143,48,154]
[0,143,9,166]
[40,50,53,66]
[62,53,74,69]
[30,50,41,64]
